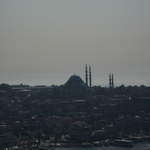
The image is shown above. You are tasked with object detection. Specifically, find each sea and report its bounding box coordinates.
[53,142,150,150]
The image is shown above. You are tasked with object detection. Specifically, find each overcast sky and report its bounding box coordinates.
[0,0,150,86]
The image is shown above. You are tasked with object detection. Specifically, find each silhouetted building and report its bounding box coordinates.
[109,73,114,88]
[64,75,88,98]
[89,65,92,88]
[112,73,114,88]
[85,64,88,86]
[85,64,92,88]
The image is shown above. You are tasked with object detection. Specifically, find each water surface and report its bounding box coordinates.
[54,142,150,150]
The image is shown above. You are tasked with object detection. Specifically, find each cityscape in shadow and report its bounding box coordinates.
[0,65,150,149]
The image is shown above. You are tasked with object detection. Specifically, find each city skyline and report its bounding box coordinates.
[0,0,150,86]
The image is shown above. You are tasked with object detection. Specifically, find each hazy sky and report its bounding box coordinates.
[0,0,150,86]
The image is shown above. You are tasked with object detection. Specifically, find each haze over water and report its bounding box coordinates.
[50,142,150,150]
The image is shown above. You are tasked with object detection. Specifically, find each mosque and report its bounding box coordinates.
[65,64,114,89]
[63,65,114,98]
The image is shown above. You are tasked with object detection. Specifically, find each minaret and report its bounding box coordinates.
[89,65,92,88]
[109,73,112,88]
[111,73,114,88]
[109,73,114,88]
[85,64,88,86]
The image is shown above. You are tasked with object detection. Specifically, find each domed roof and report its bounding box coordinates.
[64,75,88,98]
[65,75,85,87]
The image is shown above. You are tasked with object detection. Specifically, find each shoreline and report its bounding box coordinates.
[38,138,150,148]
[5,141,150,150]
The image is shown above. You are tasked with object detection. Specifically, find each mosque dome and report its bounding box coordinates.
[65,75,85,87]
[64,75,88,98]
